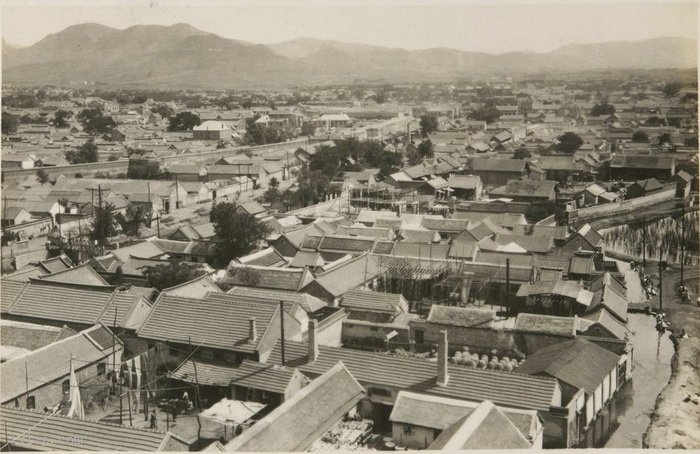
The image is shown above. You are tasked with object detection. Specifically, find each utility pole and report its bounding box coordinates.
[506,258,510,317]
[680,206,685,286]
[659,260,667,312]
[112,308,117,394]
[280,301,286,366]
[642,217,646,267]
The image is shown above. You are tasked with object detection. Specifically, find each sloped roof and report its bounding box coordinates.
[341,289,406,314]
[289,251,325,268]
[227,263,313,292]
[421,217,469,232]
[514,313,577,337]
[237,247,286,267]
[471,158,525,173]
[516,338,620,395]
[429,400,532,450]
[0,406,185,451]
[137,294,279,354]
[448,240,478,259]
[512,224,569,242]
[494,233,552,254]
[630,178,664,192]
[581,307,628,340]
[266,341,559,412]
[490,180,557,199]
[516,280,593,306]
[35,263,110,287]
[426,305,496,328]
[448,175,481,190]
[301,234,377,254]
[224,362,365,452]
[226,286,327,313]
[610,154,674,169]
[0,324,120,401]
[305,254,380,298]
[588,282,629,322]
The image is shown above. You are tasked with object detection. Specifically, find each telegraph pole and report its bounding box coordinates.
[680,206,685,286]
[642,217,647,267]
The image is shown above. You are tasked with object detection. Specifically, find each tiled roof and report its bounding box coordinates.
[514,313,577,337]
[172,360,244,386]
[1,280,28,313]
[266,341,559,412]
[421,217,469,232]
[426,305,496,328]
[224,363,364,452]
[429,401,532,450]
[336,225,392,239]
[581,307,628,340]
[588,283,628,322]
[227,263,313,291]
[137,294,279,353]
[341,289,405,314]
[0,406,183,451]
[494,234,553,254]
[569,255,595,275]
[237,247,286,267]
[516,281,593,306]
[448,175,481,190]
[474,251,535,268]
[471,158,525,173]
[516,338,620,395]
[226,287,327,313]
[390,242,450,259]
[490,180,556,199]
[589,272,627,297]
[512,224,570,242]
[305,254,380,298]
[35,263,111,287]
[38,255,73,274]
[230,360,304,394]
[290,251,325,268]
[1,325,120,402]
[448,241,478,259]
[610,154,674,169]
[301,234,377,254]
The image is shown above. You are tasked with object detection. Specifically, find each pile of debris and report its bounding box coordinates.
[312,417,374,451]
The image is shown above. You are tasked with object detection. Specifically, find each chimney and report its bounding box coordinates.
[308,319,319,362]
[249,317,257,342]
[437,330,449,386]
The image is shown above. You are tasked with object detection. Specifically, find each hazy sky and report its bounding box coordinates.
[2,0,697,54]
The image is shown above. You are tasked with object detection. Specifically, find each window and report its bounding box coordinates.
[403,425,413,435]
[97,362,106,376]
[414,330,424,344]
[62,379,70,394]
[26,396,35,410]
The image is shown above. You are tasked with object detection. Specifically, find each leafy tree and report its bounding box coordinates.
[210,202,271,267]
[241,100,253,109]
[419,115,438,137]
[168,112,201,131]
[405,143,421,166]
[77,108,116,134]
[263,177,281,202]
[65,139,98,164]
[2,113,20,134]
[91,202,119,251]
[657,133,672,144]
[151,104,175,119]
[142,262,206,291]
[470,102,501,123]
[555,132,584,153]
[645,116,666,127]
[684,136,698,147]
[301,122,316,137]
[127,161,170,179]
[243,117,293,145]
[590,103,615,116]
[514,147,531,159]
[36,169,50,185]
[53,110,72,128]
[373,91,387,104]
[417,139,434,159]
[632,131,649,143]
[662,82,682,98]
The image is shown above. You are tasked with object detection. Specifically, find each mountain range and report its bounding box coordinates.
[2,23,697,88]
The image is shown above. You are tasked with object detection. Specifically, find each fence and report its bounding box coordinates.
[572,185,677,224]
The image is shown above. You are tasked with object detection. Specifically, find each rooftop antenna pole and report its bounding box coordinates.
[279,301,286,366]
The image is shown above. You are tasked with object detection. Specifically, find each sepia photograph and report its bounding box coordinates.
[0,0,698,451]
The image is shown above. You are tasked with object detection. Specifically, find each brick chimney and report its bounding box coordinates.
[308,319,319,361]
[249,317,257,342]
[437,330,449,386]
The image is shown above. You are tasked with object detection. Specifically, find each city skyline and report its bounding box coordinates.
[2,0,697,55]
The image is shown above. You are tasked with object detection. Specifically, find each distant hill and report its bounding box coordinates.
[3,23,696,88]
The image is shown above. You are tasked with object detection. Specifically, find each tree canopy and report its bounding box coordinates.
[662,82,682,98]
[65,139,98,164]
[142,262,207,291]
[417,139,434,159]
[632,131,649,143]
[514,147,531,159]
[53,110,72,128]
[243,117,294,145]
[419,115,438,136]
[168,112,201,131]
[469,101,501,124]
[555,132,584,153]
[210,201,271,267]
[590,103,615,116]
[35,169,50,185]
[77,108,116,135]
[90,202,120,252]
[301,122,316,137]
[2,113,19,134]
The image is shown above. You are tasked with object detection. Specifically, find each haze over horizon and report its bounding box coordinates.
[2,0,697,55]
